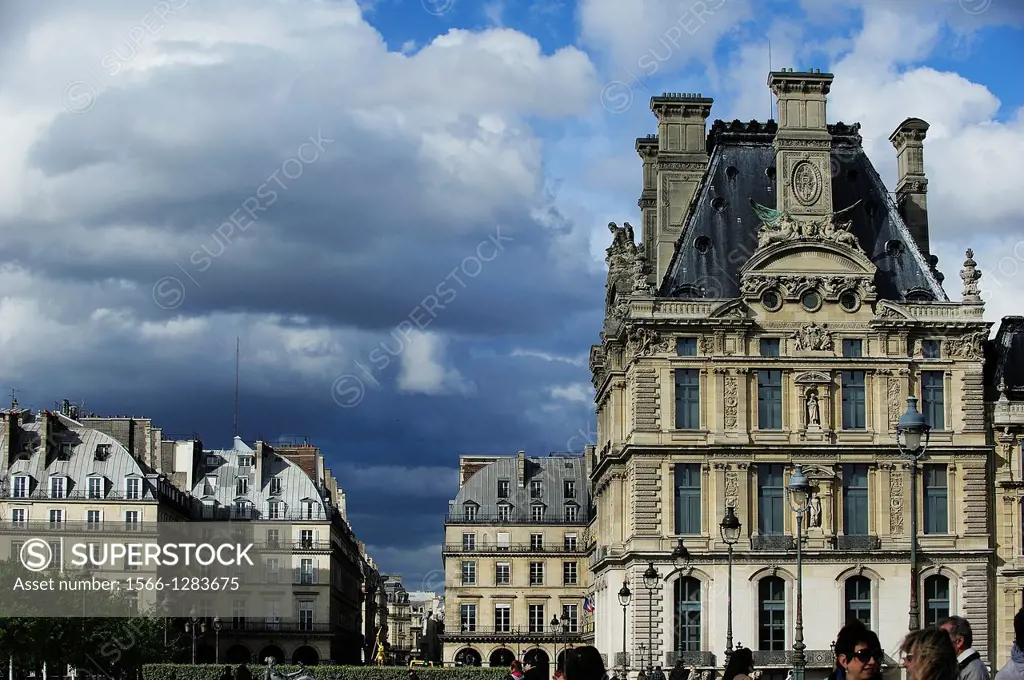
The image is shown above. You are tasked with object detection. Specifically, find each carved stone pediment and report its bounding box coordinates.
[794,371,832,385]
[799,464,837,480]
[708,300,749,319]
[874,302,913,320]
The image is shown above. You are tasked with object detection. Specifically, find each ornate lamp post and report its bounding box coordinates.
[720,506,742,658]
[552,615,561,671]
[185,607,206,665]
[619,581,632,677]
[786,465,812,680]
[643,563,660,676]
[896,395,932,631]
[212,616,222,663]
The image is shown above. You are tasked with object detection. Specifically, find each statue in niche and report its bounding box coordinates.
[807,493,822,528]
[806,391,821,426]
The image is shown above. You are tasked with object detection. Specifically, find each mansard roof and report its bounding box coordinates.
[660,119,947,303]
[985,316,1024,401]
[449,453,589,522]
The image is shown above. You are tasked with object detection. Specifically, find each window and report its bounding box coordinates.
[12,476,28,498]
[531,480,543,498]
[232,599,247,630]
[563,533,578,551]
[236,478,249,495]
[303,502,316,520]
[563,561,578,585]
[462,533,476,551]
[532,505,545,522]
[562,604,578,632]
[841,371,866,430]
[87,510,102,528]
[923,464,948,534]
[268,501,281,519]
[232,501,250,519]
[845,576,872,628]
[11,508,26,526]
[675,369,700,429]
[674,577,702,653]
[57,442,72,460]
[298,602,314,631]
[298,558,314,584]
[266,529,280,548]
[269,478,282,495]
[464,503,478,521]
[237,455,253,469]
[758,577,786,651]
[265,557,280,583]
[498,504,513,522]
[88,477,103,499]
[94,444,111,461]
[922,371,945,430]
[498,480,510,499]
[677,338,698,356]
[758,465,785,535]
[49,509,64,526]
[564,505,579,522]
[843,464,869,536]
[922,340,941,359]
[531,533,544,551]
[494,604,511,633]
[564,481,576,499]
[49,541,62,567]
[125,477,141,500]
[123,510,139,530]
[923,575,950,627]
[760,338,780,357]
[843,339,863,357]
[49,476,66,499]
[674,464,701,535]
[460,604,477,632]
[496,562,510,585]
[529,604,545,633]
[530,562,544,585]
[300,529,315,548]
[461,561,476,585]
[757,370,783,430]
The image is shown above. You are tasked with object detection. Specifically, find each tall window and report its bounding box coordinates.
[843,339,863,358]
[498,504,513,522]
[758,577,786,651]
[564,481,576,499]
[758,370,783,430]
[49,477,66,499]
[921,371,945,430]
[461,561,476,585]
[125,477,141,500]
[674,464,701,535]
[923,464,948,534]
[562,604,579,632]
[460,603,477,632]
[532,505,545,522]
[531,480,543,498]
[495,562,510,585]
[462,533,475,550]
[758,465,785,535]
[676,338,698,356]
[845,576,871,628]
[530,533,544,550]
[529,604,545,633]
[236,477,249,495]
[530,562,544,585]
[841,371,866,430]
[494,604,511,633]
[675,369,700,430]
[269,478,282,495]
[843,464,869,536]
[674,577,701,653]
[760,338,780,357]
[564,505,579,522]
[563,561,578,585]
[923,575,950,627]
[498,480,510,498]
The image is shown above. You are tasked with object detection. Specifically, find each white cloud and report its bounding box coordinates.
[396,330,475,396]
[548,382,593,404]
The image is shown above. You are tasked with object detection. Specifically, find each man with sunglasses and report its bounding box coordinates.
[829,620,883,680]
[938,616,990,680]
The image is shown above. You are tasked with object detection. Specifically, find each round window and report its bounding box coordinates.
[761,290,782,312]
[840,291,859,312]
[801,291,821,311]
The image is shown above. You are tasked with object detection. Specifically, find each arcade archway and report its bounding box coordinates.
[258,645,286,665]
[490,649,515,667]
[523,648,550,680]
[292,646,320,666]
[224,645,252,664]
[455,648,482,666]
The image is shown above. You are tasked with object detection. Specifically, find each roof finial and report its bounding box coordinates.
[961,248,983,304]
[999,376,1008,399]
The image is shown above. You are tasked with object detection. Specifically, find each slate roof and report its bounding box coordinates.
[660,120,948,302]
[985,316,1024,400]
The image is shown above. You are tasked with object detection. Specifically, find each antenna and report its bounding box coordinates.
[7,387,19,408]
[233,337,240,439]
[768,38,773,121]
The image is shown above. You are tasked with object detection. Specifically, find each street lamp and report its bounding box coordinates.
[212,616,222,663]
[786,465,812,680]
[720,506,742,658]
[552,615,561,671]
[185,606,206,665]
[643,562,660,675]
[896,395,932,631]
[618,581,632,676]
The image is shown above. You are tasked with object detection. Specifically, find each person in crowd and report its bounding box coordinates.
[235,663,252,680]
[652,665,666,680]
[554,670,566,680]
[668,660,690,680]
[901,628,958,680]
[996,608,1024,680]
[722,648,754,680]
[828,619,883,680]
[938,616,990,680]
[564,646,608,680]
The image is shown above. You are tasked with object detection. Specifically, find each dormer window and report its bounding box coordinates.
[236,478,249,496]
[12,476,29,499]
[94,444,111,461]
[304,501,317,520]
[463,502,478,521]
[530,480,543,498]
[87,476,104,499]
[205,455,219,467]
[49,476,66,499]
[531,504,545,522]
[270,478,282,495]
[497,503,513,522]
[564,504,579,522]
[497,480,510,499]
[268,501,281,520]
[232,501,250,519]
[56,443,72,460]
[238,455,253,469]
[563,481,576,499]
[125,477,142,500]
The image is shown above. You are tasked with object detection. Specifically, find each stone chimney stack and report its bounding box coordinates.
[517,449,526,488]
[889,117,930,257]
[768,68,835,219]
[648,93,713,284]
[2,410,21,471]
[635,134,658,269]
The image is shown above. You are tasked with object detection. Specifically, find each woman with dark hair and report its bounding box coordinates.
[722,648,754,680]
[564,646,607,680]
[901,628,958,680]
[828,620,883,680]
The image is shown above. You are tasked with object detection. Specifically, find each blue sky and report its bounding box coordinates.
[0,0,1021,588]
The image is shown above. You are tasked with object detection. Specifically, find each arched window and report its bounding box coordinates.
[924,575,950,627]
[758,576,786,651]
[845,576,871,628]
[674,577,701,653]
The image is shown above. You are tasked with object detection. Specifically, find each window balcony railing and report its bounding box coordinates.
[836,535,880,550]
[441,625,584,640]
[750,535,795,551]
[443,543,584,554]
[750,650,894,668]
[445,513,590,526]
[664,652,716,667]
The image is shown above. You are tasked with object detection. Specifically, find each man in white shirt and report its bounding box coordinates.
[939,616,990,680]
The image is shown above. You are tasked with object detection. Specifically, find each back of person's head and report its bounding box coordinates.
[564,646,606,680]
[1015,608,1024,648]
[937,616,973,650]
[900,628,958,680]
[834,619,882,666]
[723,648,754,680]
[511,661,523,673]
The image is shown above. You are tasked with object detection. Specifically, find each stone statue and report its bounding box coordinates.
[960,248,982,304]
[631,251,654,295]
[806,392,820,426]
[808,493,822,528]
[750,199,863,252]
[791,322,834,351]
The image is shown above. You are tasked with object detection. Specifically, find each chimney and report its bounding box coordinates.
[39,411,52,462]
[517,449,526,488]
[768,68,835,219]
[635,134,659,268]
[889,117,930,257]
[648,93,713,283]
[255,440,269,489]
[2,410,21,470]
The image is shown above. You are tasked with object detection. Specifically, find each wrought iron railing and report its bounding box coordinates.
[750,535,795,551]
[441,625,585,639]
[836,535,881,550]
[444,513,591,525]
[664,652,716,667]
[225,621,333,634]
[750,650,844,667]
[442,543,584,554]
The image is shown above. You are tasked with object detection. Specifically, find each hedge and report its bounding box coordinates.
[143,665,510,680]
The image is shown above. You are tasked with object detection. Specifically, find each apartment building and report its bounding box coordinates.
[442,451,591,676]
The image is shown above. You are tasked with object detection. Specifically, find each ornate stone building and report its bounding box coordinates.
[588,70,993,679]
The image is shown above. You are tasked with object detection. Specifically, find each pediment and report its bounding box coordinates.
[799,464,837,480]
[707,300,749,319]
[874,301,913,319]
[793,371,832,385]
[741,242,875,277]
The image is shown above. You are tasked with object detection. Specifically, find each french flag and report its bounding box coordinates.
[583,596,595,613]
